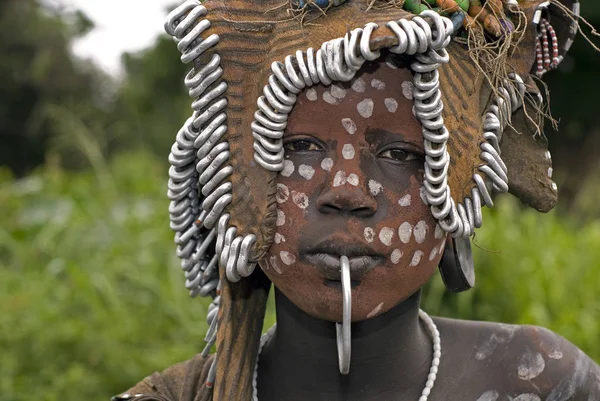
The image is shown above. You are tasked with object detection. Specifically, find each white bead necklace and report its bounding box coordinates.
[252,309,441,401]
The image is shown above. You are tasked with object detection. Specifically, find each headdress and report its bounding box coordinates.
[163,0,581,398]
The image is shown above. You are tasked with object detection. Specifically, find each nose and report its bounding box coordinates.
[316,174,378,218]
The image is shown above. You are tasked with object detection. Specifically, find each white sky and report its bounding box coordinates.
[44,0,176,76]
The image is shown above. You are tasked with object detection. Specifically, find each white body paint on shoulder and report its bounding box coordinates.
[517,352,545,380]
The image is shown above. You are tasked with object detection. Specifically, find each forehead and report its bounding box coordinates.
[286,56,423,143]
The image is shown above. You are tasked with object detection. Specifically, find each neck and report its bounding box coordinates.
[257,289,433,400]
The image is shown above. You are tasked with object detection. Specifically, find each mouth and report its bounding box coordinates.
[301,240,385,281]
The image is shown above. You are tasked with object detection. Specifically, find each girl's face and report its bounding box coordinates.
[259,58,446,322]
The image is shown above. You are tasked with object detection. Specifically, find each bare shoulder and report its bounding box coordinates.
[112,354,214,401]
[432,317,600,401]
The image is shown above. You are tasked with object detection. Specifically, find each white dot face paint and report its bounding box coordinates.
[291,191,309,209]
[323,91,341,105]
[274,232,286,244]
[419,186,428,205]
[547,167,553,178]
[391,249,402,264]
[346,173,359,186]
[281,160,295,177]
[434,224,444,240]
[371,78,386,90]
[517,352,545,380]
[384,98,398,113]
[364,227,375,243]
[306,88,318,101]
[413,221,428,244]
[401,81,414,100]
[341,118,357,135]
[357,98,374,118]
[330,84,347,99]
[276,183,289,204]
[351,78,366,93]
[476,391,499,401]
[280,251,296,266]
[333,170,347,187]
[398,194,411,206]
[276,209,286,226]
[368,179,383,196]
[379,227,394,246]
[342,143,355,160]
[321,157,333,172]
[409,250,424,267]
[366,302,384,319]
[398,222,413,244]
[551,181,558,192]
[429,247,438,262]
[270,255,282,274]
[298,164,315,180]
[545,150,552,161]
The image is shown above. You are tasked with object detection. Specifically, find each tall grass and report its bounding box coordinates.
[1,152,598,400]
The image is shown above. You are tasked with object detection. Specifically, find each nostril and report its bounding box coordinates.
[352,206,376,218]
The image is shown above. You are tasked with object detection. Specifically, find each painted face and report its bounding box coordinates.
[259,55,447,322]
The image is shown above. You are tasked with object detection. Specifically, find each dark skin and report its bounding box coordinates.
[256,60,600,400]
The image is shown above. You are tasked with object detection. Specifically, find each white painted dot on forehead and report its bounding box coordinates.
[384,98,398,113]
[281,160,295,177]
[291,191,309,209]
[371,78,386,90]
[342,143,355,160]
[368,179,382,196]
[280,250,296,266]
[398,194,411,207]
[357,98,374,118]
[270,255,282,274]
[321,157,333,172]
[398,222,413,244]
[364,227,375,243]
[379,227,394,246]
[298,164,315,180]
[333,170,347,187]
[323,91,341,105]
[274,232,286,244]
[276,183,289,204]
[306,88,318,101]
[366,302,384,319]
[351,77,366,93]
[341,118,357,135]
[401,81,414,100]
[391,249,402,264]
[276,209,286,226]
[413,221,429,244]
[330,84,347,99]
[409,250,423,267]
[346,173,359,186]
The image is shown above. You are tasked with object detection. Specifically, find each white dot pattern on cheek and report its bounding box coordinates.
[476,391,499,401]
[280,251,296,266]
[419,186,428,205]
[330,84,347,99]
[398,194,411,206]
[428,247,438,261]
[323,91,341,105]
[276,209,286,226]
[341,118,357,135]
[371,78,386,90]
[379,227,394,246]
[413,221,429,244]
[437,240,445,256]
[368,179,382,196]
[342,143,355,160]
[306,88,318,101]
[321,157,333,172]
[351,78,366,93]
[409,250,424,267]
[364,227,375,243]
[512,394,541,401]
[333,170,347,187]
[391,249,402,264]
[346,173,359,186]
[276,183,289,203]
[274,233,286,244]
[291,191,309,209]
[281,160,295,177]
[398,222,413,244]
[401,81,414,100]
[298,164,315,180]
[270,256,282,274]
[357,98,374,118]
[384,98,398,113]
[434,224,444,240]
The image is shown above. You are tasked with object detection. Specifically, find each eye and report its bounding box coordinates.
[379,148,419,162]
[284,139,323,152]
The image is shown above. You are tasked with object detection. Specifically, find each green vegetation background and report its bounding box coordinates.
[1,1,599,400]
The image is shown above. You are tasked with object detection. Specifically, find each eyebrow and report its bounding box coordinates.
[365,127,424,149]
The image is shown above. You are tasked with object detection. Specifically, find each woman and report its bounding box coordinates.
[115,0,600,400]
